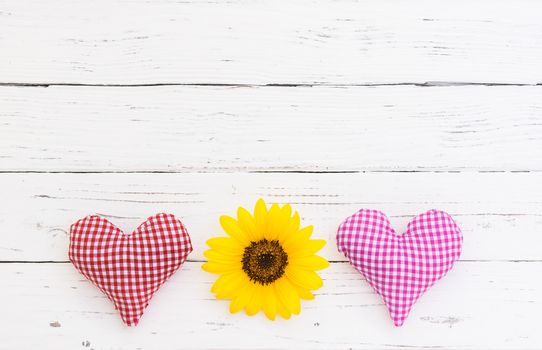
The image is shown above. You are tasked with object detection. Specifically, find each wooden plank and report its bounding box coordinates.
[1,261,540,349]
[1,172,541,262]
[1,0,542,85]
[2,85,542,171]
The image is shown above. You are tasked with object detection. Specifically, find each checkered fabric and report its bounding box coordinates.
[337,209,462,326]
[69,213,193,326]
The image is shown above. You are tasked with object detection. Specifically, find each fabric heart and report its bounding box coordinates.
[69,213,193,326]
[337,209,462,326]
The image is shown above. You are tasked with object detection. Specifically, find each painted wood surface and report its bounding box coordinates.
[1,85,542,171]
[1,0,542,85]
[1,0,541,348]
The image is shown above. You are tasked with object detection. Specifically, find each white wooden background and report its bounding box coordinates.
[1,0,542,349]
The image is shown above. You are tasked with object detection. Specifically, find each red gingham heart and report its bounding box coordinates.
[68,213,193,326]
[337,209,462,326]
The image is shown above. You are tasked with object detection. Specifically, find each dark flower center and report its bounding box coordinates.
[242,239,288,285]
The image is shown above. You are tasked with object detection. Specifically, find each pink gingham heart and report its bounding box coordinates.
[337,209,463,326]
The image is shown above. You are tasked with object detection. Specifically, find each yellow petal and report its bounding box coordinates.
[206,237,244,255]
[211,272,243,294]
[237,207,257,241]
[275,278,301,315]
[204,249,242,263]
[220,215,250,245]
[230,281,254,313]
[253,199,268,240]
[278,211,300,243]
[245,284,263,316]
[295,286,315,300]
[289,255,330,270]
[265,203,281,240]
[282,225,313,251]
[289,239,327,258]
[276,297,291,320]
[214,273,247,299]
[273,204,292,241]
[202,261,241,274]
[261,285,277,320]
[286,267,324,290]
[281,204,292,220]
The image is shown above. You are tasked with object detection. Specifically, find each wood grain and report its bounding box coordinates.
[2,262,541,349]
[2,85,542,171]
[1,0,542,85]
[1,172,540,262]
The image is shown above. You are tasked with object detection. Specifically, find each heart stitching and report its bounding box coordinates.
[69,213,193,326]
[337,209,462,326]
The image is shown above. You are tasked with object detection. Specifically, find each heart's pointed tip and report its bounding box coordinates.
[122,319,135,326]
[393,319,405,327]
[122,314,143,327]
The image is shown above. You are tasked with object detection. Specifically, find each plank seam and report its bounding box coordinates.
[0,170,538,174]
[1,82,542,88]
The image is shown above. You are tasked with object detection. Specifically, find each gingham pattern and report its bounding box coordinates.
[337,209,462,326]
[68,213,192,326]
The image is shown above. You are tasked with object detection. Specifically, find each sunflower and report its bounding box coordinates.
[202,199,329,320]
